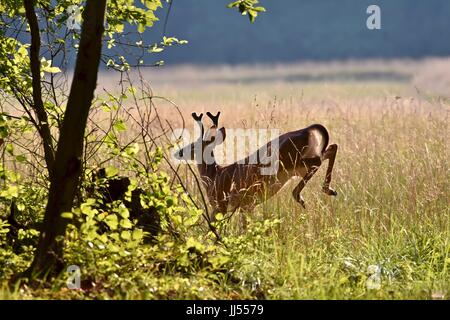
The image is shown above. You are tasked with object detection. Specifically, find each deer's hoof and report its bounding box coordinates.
[323,187,337,196]
[298,195,306,208]
[293,191,306,208]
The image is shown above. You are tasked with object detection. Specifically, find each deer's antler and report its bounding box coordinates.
[192,112,204,138]
[206,111,221,128]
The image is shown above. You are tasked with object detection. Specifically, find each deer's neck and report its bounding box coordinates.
[197,161,219,185]
[196,150,220,186]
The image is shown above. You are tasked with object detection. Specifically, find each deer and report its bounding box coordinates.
[175,112,338,222]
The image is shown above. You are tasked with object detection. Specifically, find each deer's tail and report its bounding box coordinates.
[308,124,329,156]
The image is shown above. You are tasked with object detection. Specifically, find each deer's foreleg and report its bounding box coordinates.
[322,144,338,196]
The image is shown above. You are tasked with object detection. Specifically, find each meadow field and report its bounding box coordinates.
[1,59,448,299]
[134,59,449,299]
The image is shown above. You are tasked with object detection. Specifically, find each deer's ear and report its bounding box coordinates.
[203,127,226,145]
[215,127,226,145]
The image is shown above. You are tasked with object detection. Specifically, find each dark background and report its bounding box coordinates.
[142,0,450,64]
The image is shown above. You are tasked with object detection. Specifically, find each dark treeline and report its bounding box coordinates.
[141,0,450,64]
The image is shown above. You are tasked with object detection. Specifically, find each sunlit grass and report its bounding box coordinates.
[1,60,449,299]
[149,69,449,299]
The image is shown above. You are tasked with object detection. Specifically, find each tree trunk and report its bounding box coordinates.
[24,0,107,279]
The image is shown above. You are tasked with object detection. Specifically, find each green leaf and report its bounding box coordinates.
[101,102,111,112]
[124,143,139,156]
[105,166,119,177]
[215,212,224,221]
[5,143,13,155]
[137,23,146,33]
[227,0,265,22]
[105,214,119,230]
[114,24,124,33]
[80,203,97,217]
[120,218,132,229]
[132,229,144,241]
[149,45,164,53]
[120,230,131,240]
[113,119,127,131]
[15,155,26,163]
[41,58,61,73]
[61,212,73,219]
[118,205,130,219]
[0,185,19,199]
[43,66,61,74]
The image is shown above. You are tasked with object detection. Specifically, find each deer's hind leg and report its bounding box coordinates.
[322,144,338,196]
[292,157,321,208]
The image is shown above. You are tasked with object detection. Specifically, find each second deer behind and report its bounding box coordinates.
[175,111,338,221]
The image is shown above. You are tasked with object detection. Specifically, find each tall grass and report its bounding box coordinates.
[2,60,449,299]
[146,64,449,299]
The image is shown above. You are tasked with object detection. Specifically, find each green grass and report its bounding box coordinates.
[239,105,448,299]
[1,61,449,299]
[153,73,449,299]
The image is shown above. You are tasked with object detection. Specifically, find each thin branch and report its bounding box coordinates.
[23,0,55,176]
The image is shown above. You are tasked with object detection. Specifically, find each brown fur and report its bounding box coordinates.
[176,113,338,220]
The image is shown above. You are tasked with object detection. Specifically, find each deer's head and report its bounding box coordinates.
[175,111,226,163]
